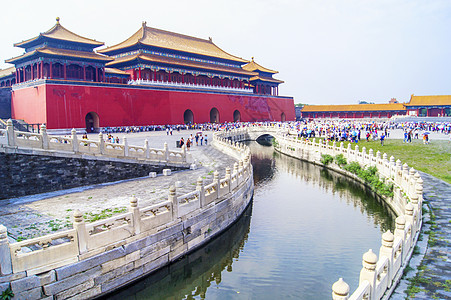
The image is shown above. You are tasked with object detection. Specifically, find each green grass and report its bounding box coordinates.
[337,139,451,184]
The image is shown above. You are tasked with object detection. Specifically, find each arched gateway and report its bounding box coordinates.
[184,109,194,124]
[233,110,241,122]
[85,112,99,133]
[210,107,220,123]
[281,112,286,122]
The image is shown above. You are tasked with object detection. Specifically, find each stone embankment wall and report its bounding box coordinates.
[0,120,191,200]
[220,125,423,300]
[0,152,184,200]
[0,130,254,299]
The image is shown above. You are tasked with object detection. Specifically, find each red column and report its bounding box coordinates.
[194,75,197,84]
[23,67,26,82]
[182,73,184,83]
[426,108,429,117]
[40,62,43,79]
[103,68,105,82]
[15,70,18,83]
[49,63,53,79]
[83,65,86,81]
[210,77,212,86]
[63,63,67,80]
[138,67,141,80]
[441,108,444,116]
[95,66,98,82]
[32,64,35,80]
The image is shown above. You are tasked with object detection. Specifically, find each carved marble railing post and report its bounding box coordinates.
[415,175,424,205]
[225,167,231,193]
[359,249,377,300]
[0,224,12,275]
[196,177,206,208]
[410,195,420,225]
[73,210,87,254]
[405,203,416,234]
[41,124,49,150]
[145,139,150,159]
[394,216,406,261]
[6,119,15,147]
[123,137,129,157]
[408,168,416,197]
[98,132,105,154]
[332,278,349,300]
[71,128,79,153]
[169,186,178,219]
[129,196,140,235]
[214,170,220,199]
[379,230,395,287]
[233,162,238,176]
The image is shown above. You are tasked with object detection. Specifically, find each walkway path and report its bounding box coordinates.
[0,130,238,242]
[391,172,451,299]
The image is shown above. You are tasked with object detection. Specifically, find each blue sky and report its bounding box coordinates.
[1,0,450,105]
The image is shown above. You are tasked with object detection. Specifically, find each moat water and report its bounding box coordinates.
[107,141,396,299]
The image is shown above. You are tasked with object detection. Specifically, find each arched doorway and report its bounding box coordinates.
[233,110,241,122]
[210,107,220,123]
[85,112,99,133]
[184,109,194,124]
[281,112,286,122]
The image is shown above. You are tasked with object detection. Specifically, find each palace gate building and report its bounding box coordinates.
[0,18,294,132]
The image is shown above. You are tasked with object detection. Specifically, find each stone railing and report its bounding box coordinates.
[273,134,423,300]
[129,79,254,94]
[0,129,254,299]
[0,119,190,166]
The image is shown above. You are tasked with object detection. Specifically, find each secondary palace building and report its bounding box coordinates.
[300,96,451,119]
[0,18,294,132]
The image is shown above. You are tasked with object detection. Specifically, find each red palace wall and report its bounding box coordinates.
[11,85,48,125]
[12,83,295,129]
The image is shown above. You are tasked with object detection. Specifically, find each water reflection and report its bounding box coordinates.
[109,142,396,299]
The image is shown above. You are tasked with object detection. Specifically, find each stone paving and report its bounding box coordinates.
[0,130,238,242]
[391,172,451,299]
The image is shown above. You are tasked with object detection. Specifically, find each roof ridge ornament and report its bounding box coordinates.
[209,37,212,42]
[142,21,147,27]
[56,17,60,24]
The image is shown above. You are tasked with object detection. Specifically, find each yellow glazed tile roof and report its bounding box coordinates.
[105,68,129,75]
[14,18,104,47]
[242,58,278,74]
[0,67,15,78]
[301,103,406,112]
[107,52,256,76]
[249,75,283,84]
[6,46,113,63]
[407,95,451,106]
[99,23,248,63]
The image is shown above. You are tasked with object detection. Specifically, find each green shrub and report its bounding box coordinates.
[343,161,361,174]
[334,154,347,166]
[321,154,334,165]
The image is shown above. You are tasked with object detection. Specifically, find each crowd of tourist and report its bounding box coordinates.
[79,119,451,147]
